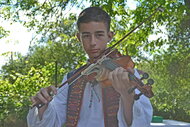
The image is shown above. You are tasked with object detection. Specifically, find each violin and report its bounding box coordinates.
[32,49,154,108]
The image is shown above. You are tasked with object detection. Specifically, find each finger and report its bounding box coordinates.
[108,71,119,91]
[126,67,135,74]
[119,67,133,83]
[41,88,52,102]
[96,67,110,81]
[130,80,139,86]
[103,68,110,77]
[108,70,116,83]
[117,68,132,88]
[31,95,44,106]
[111,67,121,86]
[118,67,134,87]
[121,71,129,83]
[49,85,57,95]
[109,67,124,83]
[108,70,113,81]
[111,67,118,81]
[36,90,49,104]
[117,67,125,81]
[30,96,38,104]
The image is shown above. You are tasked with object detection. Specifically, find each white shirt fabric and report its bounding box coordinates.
[27,69,153,127]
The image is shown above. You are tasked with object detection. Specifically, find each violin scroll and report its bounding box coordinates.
[128,72,154,100]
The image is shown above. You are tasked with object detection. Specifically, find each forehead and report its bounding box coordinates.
[78,21,108,33]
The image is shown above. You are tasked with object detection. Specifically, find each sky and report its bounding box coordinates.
[0,0,90,69]
[0,19,33,68]
[0,11,69,68]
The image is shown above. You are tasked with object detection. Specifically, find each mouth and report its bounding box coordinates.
[90,49,99,53]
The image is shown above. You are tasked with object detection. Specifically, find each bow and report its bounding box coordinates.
[32,6,164,108]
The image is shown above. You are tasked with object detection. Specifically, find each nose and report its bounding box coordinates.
[90,34,97,46]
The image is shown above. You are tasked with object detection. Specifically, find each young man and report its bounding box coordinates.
[27,7,153,127]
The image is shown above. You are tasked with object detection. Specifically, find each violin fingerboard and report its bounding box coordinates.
[101,58,120,70]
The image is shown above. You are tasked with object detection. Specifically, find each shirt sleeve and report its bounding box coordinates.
[27,75,69,127]
[118,69,153,127]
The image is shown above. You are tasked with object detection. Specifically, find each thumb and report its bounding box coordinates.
[96,67,110,81]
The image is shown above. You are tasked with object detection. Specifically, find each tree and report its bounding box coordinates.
[0,0,190,126]
[0,26,9,39]
[0,0,186,54]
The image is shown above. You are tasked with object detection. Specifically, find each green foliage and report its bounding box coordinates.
[0,26,9,39]
[138,48,190,122]
[1,15,86,83]
[0,0,190,125]
[0,62,67,126]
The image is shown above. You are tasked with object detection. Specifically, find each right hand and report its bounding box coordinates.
[31,85,57,107]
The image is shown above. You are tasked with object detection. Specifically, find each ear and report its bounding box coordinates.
[107,31,114,42]
[76,32,81,42]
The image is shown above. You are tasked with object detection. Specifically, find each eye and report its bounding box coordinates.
[96,33,104,38]
[97,34,104,36]
[82,34,91,39]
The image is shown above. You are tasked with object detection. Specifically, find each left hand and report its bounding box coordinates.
[108,67,136,126]
[108,67,136,97]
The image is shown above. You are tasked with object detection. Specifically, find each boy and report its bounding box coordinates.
[27,6,153,127]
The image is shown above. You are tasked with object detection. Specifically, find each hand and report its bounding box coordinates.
[31,85,57,106]
[109,67,136,126]
[95,66,110,82]
[108,67,136,97]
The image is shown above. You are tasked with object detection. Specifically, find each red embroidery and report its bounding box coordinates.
[66,78,120,127]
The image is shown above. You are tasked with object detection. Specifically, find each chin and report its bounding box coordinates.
[89,53,99,58]
[89,55,100,61]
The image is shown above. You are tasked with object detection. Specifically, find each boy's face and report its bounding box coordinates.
[77,21,113,60]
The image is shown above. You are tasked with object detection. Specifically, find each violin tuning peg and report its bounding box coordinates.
[128,73,135,81]
[147,79,154,85]
[134,95,140,100]
[134,93,143,100]
[140,73,149,80]
[128,86,137,93]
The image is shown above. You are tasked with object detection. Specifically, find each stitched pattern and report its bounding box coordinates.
[65,76,87,127]
[66,78,120,127]
[102,86,120,127]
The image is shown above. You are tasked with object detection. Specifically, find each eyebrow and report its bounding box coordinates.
[95,31,105,34]
[81,31,105,34]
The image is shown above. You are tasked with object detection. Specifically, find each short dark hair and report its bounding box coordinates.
[77,7,111,31]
